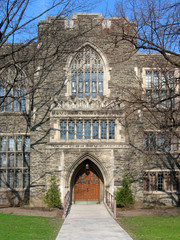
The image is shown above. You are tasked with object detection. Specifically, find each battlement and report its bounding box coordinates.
[38,12,132,31]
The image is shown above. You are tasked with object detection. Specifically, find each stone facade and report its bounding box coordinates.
[0,13,179,207]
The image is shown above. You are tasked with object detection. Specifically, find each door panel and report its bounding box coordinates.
[74,167,100,203]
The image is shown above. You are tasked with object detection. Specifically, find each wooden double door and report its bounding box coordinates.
[74,167,100,203]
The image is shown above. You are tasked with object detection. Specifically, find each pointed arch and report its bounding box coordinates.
[65,152,109,203]
[65,43,110,98]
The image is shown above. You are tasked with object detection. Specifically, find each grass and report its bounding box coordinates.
[0,213,63,240]
[118,215,180,240]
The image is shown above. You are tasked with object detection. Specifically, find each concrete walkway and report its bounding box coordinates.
[56,204,133,240]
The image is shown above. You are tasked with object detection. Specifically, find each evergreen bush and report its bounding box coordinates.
[44,173,61,208]
[115,174,135,208]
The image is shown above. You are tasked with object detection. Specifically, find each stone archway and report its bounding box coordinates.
[66,153,108,204]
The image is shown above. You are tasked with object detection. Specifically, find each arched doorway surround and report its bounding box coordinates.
[65,153,109,203]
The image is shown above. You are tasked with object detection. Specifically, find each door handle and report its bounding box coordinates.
[87,188,88,192]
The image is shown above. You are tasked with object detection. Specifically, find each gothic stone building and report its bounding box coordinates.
[0,13,179,207]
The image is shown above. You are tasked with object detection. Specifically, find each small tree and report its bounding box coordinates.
[44,173,61,208]
[115,174,135,208]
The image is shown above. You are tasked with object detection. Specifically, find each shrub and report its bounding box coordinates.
[44,173,61,208]
[115,174,135,208]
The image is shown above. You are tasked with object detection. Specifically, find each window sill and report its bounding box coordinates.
[144,191,179,195]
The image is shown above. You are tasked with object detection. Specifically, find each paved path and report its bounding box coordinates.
[56,204,133,240]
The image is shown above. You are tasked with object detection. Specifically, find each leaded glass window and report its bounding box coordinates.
[0,67,27,112]
[69,121,75,139]
[85,121,91,139]
[77,121,83,139]
[93,121,99,139]
[109,121,115,139]
[101,121,107,139]
[0,136,30,189]
[60,121,67,139]
[70,46,104,98]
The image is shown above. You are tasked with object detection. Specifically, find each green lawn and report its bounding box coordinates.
[118,215,180,240]
[0,213,63,240]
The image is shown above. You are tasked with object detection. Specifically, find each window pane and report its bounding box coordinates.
[0,87,4,111]
[153,71,159,88]
[149,133,156,151]
[8,138,15,151]
[157,135,163,151]
[93,121,99,139]
[24,169,30,188]
[98,71,103,95]
[85,72,90,95]
[158,173,163,191]
[109,121,115,139]
[0,170,6,188]
[16,153,23,167]
[68,121,75,139]
[101,121,107,139]
[143,133,149,150]
[8,154,14,167]
[72,72,77,96]
[85,121,91,139]
[8,170,14,188]
[16,137,23,151]
[146,71,152,88]
[6,87,12,111]
[20,87,26,111]
[60,121,67,140]
[76,121,83,139]
[0,154,6,167]
[24,137,30,151]
[24,153,30,167]
[13,87,19,111]
[78,72,83,98]
[0,137,7,151]
[16,170,23,188]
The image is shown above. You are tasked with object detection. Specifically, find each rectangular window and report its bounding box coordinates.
[144,172,179,192]
[143,132,177,152]
[0,136,30,189]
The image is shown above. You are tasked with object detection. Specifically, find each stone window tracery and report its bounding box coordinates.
[70,46,104,98]
[60,119,115,140]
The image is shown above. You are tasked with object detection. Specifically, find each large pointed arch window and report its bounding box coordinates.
[70,46,104,98]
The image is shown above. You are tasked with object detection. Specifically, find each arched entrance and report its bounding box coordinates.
[72,159,104,204]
